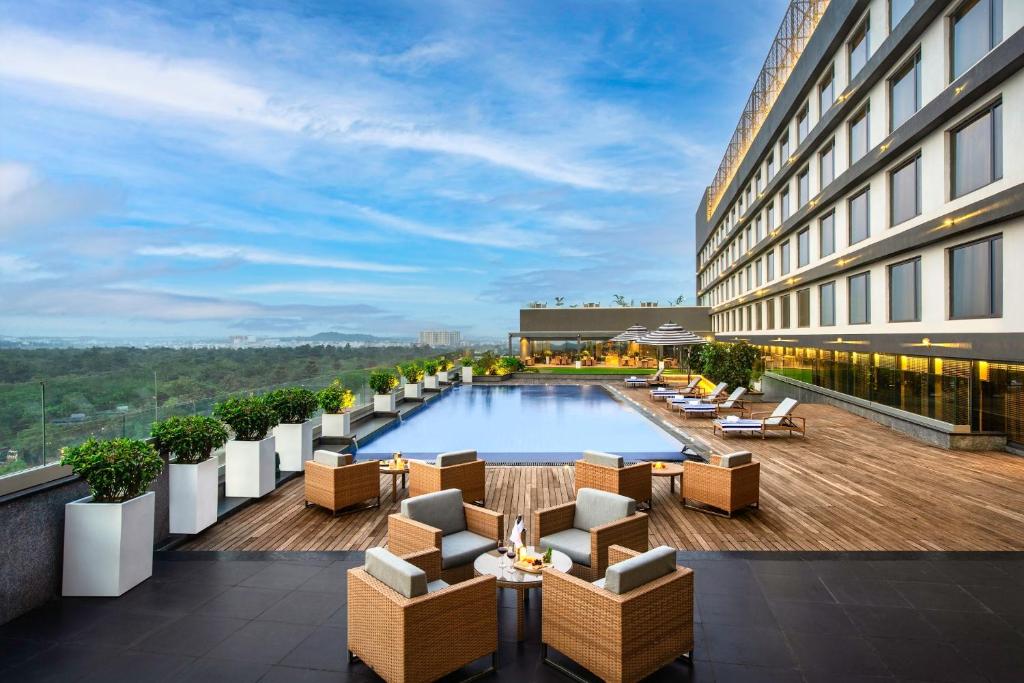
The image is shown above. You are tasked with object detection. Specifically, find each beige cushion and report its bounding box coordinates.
[435,450,477,467]
[719,451,752,468]
[313,450,351,467]
[365,547,427,598]
[604,546,676,594]
[581,450,623,469]
[573,488,635,531]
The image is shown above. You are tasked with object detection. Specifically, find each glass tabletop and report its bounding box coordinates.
[473,548,572,584]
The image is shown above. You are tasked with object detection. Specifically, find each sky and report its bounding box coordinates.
[0,0,787,340]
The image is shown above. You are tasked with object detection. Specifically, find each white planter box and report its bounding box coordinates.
[273,420,314,472]
[169,458,219,535]
[424,375,439,390]
[404,382,424,399]
[225,436,276,498]
[658,360,665,370]
[462,366,474,383]
[374,393,397,413]
[63,491,154,597]
[575,360,582,369]
[436,369,450,383]
[321,412,351,438]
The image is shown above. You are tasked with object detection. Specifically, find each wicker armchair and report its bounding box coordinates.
[304,455,380,515]
[388,489,504,583]
[574,451,652,509]
[535,488,648,582]
[542,545,694,683]
[348,547,498,683]
[408,450,486,505]
[682,452,760,517]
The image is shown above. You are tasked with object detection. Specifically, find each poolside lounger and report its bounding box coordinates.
[712,386,748,412]
[645,368,666,386]
[680,402,718,418]
[713,398,805,439]
[625,377,648,388]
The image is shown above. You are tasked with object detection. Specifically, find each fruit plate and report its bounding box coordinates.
[513,559,550,574]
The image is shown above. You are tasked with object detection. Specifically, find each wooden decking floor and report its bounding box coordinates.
[181,390,1024,552]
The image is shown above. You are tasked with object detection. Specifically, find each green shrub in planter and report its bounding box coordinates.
[213,395,277,441]
[369,369,399,395]
[151,415,229,465]
[496,355,524,375]
[60,438,163,503]
[266,387,318,424]
[472,351,497,376]
[398,361,425,383]
[317,380,355,414]
[436,357,452,372]
[423,359,439,376]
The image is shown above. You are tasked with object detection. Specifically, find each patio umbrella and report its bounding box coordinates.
[636,322,706,380]
[608,324,648,343]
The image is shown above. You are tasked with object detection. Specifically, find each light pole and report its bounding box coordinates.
[40,381,47,464]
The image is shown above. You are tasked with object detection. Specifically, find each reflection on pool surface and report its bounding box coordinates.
[356,384,684,463]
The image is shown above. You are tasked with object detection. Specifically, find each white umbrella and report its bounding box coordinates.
[608,324,648,343]
[636,322,706,379]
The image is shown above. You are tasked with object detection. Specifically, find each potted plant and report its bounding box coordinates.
[399,361,425,399]
[214,395,278,498]
[435,357,453,383]
[152,415,228,535]
[423,359,440,390]
[369,369,400,413]
[266,387,318,472]
[61,437,164,596]
[460,352,474,383]
[318,380,355,438]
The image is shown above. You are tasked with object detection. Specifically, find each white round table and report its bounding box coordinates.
[473,548,572,641]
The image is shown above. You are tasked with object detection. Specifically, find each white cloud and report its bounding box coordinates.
[0,253,54,282]
[137,243,422,273]
[234,280,473,304]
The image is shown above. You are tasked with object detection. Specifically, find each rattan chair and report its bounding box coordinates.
[682,452,760,517]
[408,450,486,505]
[541,545,694,683]
[574,451,652,509]
[304,454,380,515]
[535,489,648,582]
[348,547,498,683]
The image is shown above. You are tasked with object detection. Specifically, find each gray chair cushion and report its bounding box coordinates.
[427,579,450,593]
[440,530,495,569]
[435,450,477,467]
[581,450,623,469]
[573,488,636,532]
[313,450,351,467]
[603,546,676,595]
[719,451,752,468]
[539,528,592,566]
[401,489,467,536]
[592,578,606,589]
[365,547,427,598]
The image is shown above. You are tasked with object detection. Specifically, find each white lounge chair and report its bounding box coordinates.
[713,387,748,412]
[713,398,805,439]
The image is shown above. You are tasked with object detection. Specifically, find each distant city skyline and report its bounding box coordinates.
[0,0,787,338]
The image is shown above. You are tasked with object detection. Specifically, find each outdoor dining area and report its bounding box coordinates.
[522,321,707,372]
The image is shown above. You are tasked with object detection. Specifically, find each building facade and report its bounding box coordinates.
[696,0,1024,447]
[418,330,462,347]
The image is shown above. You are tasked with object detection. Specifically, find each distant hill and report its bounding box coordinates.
[294,332,413,343]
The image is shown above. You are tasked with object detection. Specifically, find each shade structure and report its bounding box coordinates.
[608,324,648,343]
[636,322,706,379]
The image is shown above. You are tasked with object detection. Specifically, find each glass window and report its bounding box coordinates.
[849,19,870,78]
[779,132,790,163]
[848,271,871,324]
[767,298,776,328]
[819,141,835,188]
[797,104,809,144]
[820,210,836,257]
[951,0,1002,81]
[756,170,763,193]
[781,240,791,275]
[746,306,752,330]
[890,153,921,225]
[819,69,835,116]
[756,215,763,242]
[849,105,870,164]
[952,102,1002,198]
[746,226,752,251]
[756,258,763,286]
[767,251,776,281]
[820,281,836,326]
[781,293,792,328]
[890,52,920,131]
[767,202,776,231]
[797,288,811,327]
[767,151,776,178]
[849,187,870,244]
[797,168,809,207]
[798,227,810,267]
[888,257,921,322]
[890,0,915,30]
[746,265,752,291]
[781,187,791,221]
[950,235,1002,318]
[756,302,763,329]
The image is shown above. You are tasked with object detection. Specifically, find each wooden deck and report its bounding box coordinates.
[181,391,1024,553]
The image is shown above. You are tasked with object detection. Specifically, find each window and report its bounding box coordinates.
[889,52,920,131]
[797,104,809,144]
[952,101,1002,198]
[849,187,870,244]
[849,19,870,78]
[819,141,835,188]
[820,281,836,326]
[819,69,835,117]
[756,258,763,286]
[781,294,792,328]
[820,211,835,257]
[756,302,763,329]
[848,272,871,324]
[766,251,776,281]
[950,234,1002,318]
[779,132,790,163]
[780,240,791,275]
[951,0,1002,81]
[890,153,921,225]
[888,257,921,322]
[745,186,752,210]
[797,288,811,327]
[745,226,752,251]
[755,215,763,242]
[746,306,752,330]
[756,170,763,193]
[849,105,870,164]
[767,298,776,328]
[746,265,752,291]
[797,227,810,267]
[797,168,809,206]
[781,187,791,221]
[767,202,776,231]
[767,150,776,178]
[890,0,915,30]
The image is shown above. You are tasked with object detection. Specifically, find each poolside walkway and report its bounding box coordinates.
[181,391,1024,553]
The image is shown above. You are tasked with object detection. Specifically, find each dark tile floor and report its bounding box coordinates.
[1,550,1022,682]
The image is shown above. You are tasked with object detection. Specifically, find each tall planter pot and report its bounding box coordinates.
[63,491,155,597]
[321,412,351,438]
[462,366,474,383]
[404,382,424,400]
[374,393,397,413]
[424,375,440,390]
[225,435,276,498]
[169,458,218,534]
[436,369,450,383]
[273,420,314,472]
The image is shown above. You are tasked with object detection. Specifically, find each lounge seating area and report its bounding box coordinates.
[408,448,486,504]
[713,397,806,438]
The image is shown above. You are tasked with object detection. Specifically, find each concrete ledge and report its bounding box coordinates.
[761,373,1006,451]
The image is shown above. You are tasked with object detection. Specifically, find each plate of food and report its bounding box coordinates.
[513,548,553,574]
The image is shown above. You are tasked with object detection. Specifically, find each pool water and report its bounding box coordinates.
[356,384,684,463]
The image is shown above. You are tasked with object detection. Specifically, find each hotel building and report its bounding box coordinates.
[696,0,1024,449]
[418,329,463,347]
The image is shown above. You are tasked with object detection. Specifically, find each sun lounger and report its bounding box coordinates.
[712,387,748,412]
[713,398,805,438]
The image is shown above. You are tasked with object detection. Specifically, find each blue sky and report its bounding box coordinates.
[0,0,786,340]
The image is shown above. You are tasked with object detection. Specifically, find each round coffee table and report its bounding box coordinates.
[651,462,684,494]
[473,548,572,641]
[378,462,410,504]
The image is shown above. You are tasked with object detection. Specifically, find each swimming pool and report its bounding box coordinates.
[356,384,685,463]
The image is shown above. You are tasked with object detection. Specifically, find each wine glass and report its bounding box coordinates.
[497,540,508,571]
